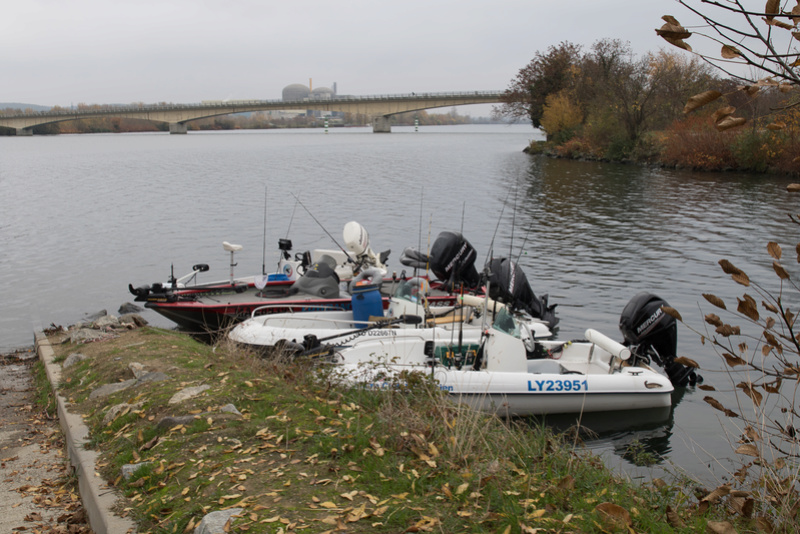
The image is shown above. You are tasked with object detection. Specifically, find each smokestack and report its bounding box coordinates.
[309,78,312,91]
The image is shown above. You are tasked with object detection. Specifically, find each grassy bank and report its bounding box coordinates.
[41,326,750,533]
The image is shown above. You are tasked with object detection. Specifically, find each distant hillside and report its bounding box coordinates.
[0,102,51,112]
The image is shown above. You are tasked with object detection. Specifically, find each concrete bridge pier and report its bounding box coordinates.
[372,116,392,133]
[169,122,188,134]
[16,128,33,136]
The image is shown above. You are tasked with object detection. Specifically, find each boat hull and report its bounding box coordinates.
[338,363,673,416]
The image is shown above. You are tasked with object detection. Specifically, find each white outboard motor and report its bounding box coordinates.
[343,221,389,271]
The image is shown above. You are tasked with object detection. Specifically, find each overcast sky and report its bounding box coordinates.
[2,1,685,110]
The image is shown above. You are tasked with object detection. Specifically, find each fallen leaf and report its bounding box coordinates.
[595,502,631,528]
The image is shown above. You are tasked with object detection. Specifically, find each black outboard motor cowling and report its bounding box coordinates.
[428,231,480,289]
[487,257,559,328]
[619,292,701,387]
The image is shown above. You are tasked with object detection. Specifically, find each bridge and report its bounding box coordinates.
[0,91,504,136]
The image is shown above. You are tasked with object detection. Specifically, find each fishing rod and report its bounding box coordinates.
[484,187,514,269]
[289,192,356,264]
[261,186,268,276]
[459,200,466,236]
[415,189,425,321]
[276,197,300,271]
[285,198,298,239]
[296,314,424,358]
[509,182,519,259]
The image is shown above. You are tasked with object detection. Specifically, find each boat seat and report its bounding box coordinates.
[526,359,566,374]
[223,241,243,252]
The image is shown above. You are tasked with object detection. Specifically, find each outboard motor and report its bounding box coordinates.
[290,256,341,298]
[343,221,390,271]
[619,292,701,387]
[428,231,480,289]
[486,257,559,328]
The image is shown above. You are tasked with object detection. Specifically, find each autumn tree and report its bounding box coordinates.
[539,91,583,142]
[496,41,582,128]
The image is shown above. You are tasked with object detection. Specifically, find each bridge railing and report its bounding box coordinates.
[0,91,505,119]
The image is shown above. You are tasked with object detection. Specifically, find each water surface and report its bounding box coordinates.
[2,124,796,484]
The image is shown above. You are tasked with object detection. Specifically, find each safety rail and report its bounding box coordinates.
[249,304,346,319]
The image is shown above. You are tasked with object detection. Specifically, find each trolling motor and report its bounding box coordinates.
[223,241,242,285]
[619,292,702,387]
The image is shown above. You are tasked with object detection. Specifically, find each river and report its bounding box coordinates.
[1,124,797,484]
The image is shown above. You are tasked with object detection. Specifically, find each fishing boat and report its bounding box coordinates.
[321,293,700,416]
[128,221,394,331]
[228,277,553,353]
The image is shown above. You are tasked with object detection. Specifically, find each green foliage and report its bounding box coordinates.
[581,107,628,159]
[731,129,772,173]
[629,131,665,163]
[604,136,636,161]
[31,122,61,135]
[523,140,548,155]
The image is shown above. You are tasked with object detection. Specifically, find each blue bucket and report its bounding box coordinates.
[351,284,383,324]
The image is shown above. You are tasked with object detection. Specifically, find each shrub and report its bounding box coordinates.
[660,114,736,170]
[581,108,631,160]
[731,129,774,173]
[553,137,591,159]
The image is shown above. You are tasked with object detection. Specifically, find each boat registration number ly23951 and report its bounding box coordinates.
[527,379,589,392]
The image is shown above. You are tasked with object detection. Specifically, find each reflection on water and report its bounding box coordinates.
[524,388,688,469]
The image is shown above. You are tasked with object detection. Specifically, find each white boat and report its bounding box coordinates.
[329,307,674,416]
[228,278,553,353]
[323,291,706,416]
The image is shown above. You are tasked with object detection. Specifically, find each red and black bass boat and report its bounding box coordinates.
[129,224,559,333]
[129,222,398,332]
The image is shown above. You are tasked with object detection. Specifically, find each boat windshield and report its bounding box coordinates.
[491,307,520,338]
[393,278,430,303]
